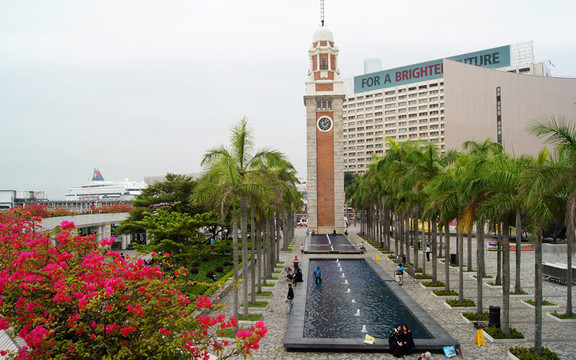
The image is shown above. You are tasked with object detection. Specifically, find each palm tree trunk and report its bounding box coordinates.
[432,219,438,283]
[257,219,263,293]
[496,223,502,285]
[458,230,464,303]
[250,202,256,304]
[565,191,575,316]
[262,218,268,286]
[514,209,523,293]
[240,197,249,318]
[444,220,450,292]
[404,214,411,271]
[534,231,543,356]
[232,211,239,322]
[502,224,511,335]
[413,207,419,274]
[276,213,281,262]
[467,231,473,271]
[476,221,484,316]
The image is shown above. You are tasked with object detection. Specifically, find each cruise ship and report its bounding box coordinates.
[65,169,147,201]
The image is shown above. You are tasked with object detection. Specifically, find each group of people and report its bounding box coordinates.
[388,324,415,357]
[283,264,303,285]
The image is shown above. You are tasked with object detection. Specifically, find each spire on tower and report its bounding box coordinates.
[320,0,325,27]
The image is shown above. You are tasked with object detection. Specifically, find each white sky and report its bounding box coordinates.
[1,0,575,199]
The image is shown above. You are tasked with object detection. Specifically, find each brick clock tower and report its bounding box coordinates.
[304,25,345,234]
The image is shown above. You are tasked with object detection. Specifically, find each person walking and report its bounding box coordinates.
[300,243,304,254]
[285,283,294,313]
[313,266,322,284]
[293,256,300,271]
[425,244,431,261]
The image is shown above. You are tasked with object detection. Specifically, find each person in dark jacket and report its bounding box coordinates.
[400,324,415,355]
[285,283,294,313]
[388,325,407,357]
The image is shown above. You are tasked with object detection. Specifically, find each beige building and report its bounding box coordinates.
[444,59,576,155]
[342,42,560,173]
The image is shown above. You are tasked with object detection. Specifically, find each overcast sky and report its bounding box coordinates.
[1,0,575,199]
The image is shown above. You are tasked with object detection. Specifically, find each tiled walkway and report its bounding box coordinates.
[217,226,576,360]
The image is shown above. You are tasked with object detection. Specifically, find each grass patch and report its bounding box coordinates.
[381,250,394,254]
[388,254,396,259]
[272,271,281,274]
[463,270,475,273]
[280,248,293,252]
[238,313,263,321]
[261,284,275,288]
[277,261,285,264]
[267,277,279,280]
[433,289,458,296]
[472,274,494,279]
[240,301,268,308]
[487,281,502,286]
[414,274,433,279]
[414,267,423,273]
[249,291,273,297]
[446,298,476,307]
[462,311,489,321]
[484,326,524,339]
[509,346,560,360]
[524,299,556,306]
[511,289,529,295]
[549,311,576,319]
[422,281,445,287]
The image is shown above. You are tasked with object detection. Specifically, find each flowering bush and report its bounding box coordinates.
[90,203,133,214]
[0,215,267,359]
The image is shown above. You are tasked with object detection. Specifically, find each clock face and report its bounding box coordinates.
[317,117,333,132]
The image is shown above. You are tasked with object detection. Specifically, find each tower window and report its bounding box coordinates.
[317,100,333,110]
[321,57,328,70]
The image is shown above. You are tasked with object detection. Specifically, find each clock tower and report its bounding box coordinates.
[304,25,345,234]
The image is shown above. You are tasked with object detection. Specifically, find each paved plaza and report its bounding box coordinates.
[217,226,576,360]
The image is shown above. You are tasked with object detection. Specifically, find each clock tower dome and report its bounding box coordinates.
[304,25,345,234]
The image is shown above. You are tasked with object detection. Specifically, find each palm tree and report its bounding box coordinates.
[520,148,563,356]
[194,117,288,320]
[529,116,576,317]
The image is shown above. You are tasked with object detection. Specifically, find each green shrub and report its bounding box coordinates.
[484,326,524,339]
[422,281,445,287]
[388,255,396,259]
[238,313,263,321]
[511,289,529,295]
[240,301,268,308]
[446,298,475,307]
[524,299,556,306]
[414,274,433,279]
[249,291,272,297]
[549,311,576,319]
[433,289,458,296]
[509,346,560,360]
[462,311,489,321]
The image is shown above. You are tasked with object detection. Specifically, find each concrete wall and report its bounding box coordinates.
[444,59,576,155]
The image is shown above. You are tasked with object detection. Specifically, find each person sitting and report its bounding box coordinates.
[332,229,337,235]
[400,324,415,355]
[294,268,303,286]
[359,242,366,253]
[283,266,294,282]
[388,325,407,357]
[396,263,404,275]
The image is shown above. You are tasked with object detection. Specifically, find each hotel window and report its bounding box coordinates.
[408,100,417,105]
[419,105,428,110]
[384,90,396,95]
[409,120,417,125]
[398,101,406,107]
[419,98,428,103]
[385,104,396,109]
[385,97,396,102]
[375,93,382,97]
[408,86,417,91]
[398,88,406,93]
[398,95,407,100]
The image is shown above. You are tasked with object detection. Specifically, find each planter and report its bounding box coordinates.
[459,313,471,323]
[545,312,576,323]
[521,300,558,309]
[443,301,475,310]
[507,292,532,298]
[507,350,520,360]
[482,330,526,343]
[432,292,458,298]
[484,282,503,289]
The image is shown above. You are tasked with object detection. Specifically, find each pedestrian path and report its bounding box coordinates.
[215,226,576,359]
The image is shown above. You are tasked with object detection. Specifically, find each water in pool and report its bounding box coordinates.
[304,259,431,339]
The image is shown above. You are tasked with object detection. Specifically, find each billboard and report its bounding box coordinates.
[353,45,511,93]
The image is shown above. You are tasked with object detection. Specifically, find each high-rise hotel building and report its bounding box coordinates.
[341,42,554,173]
